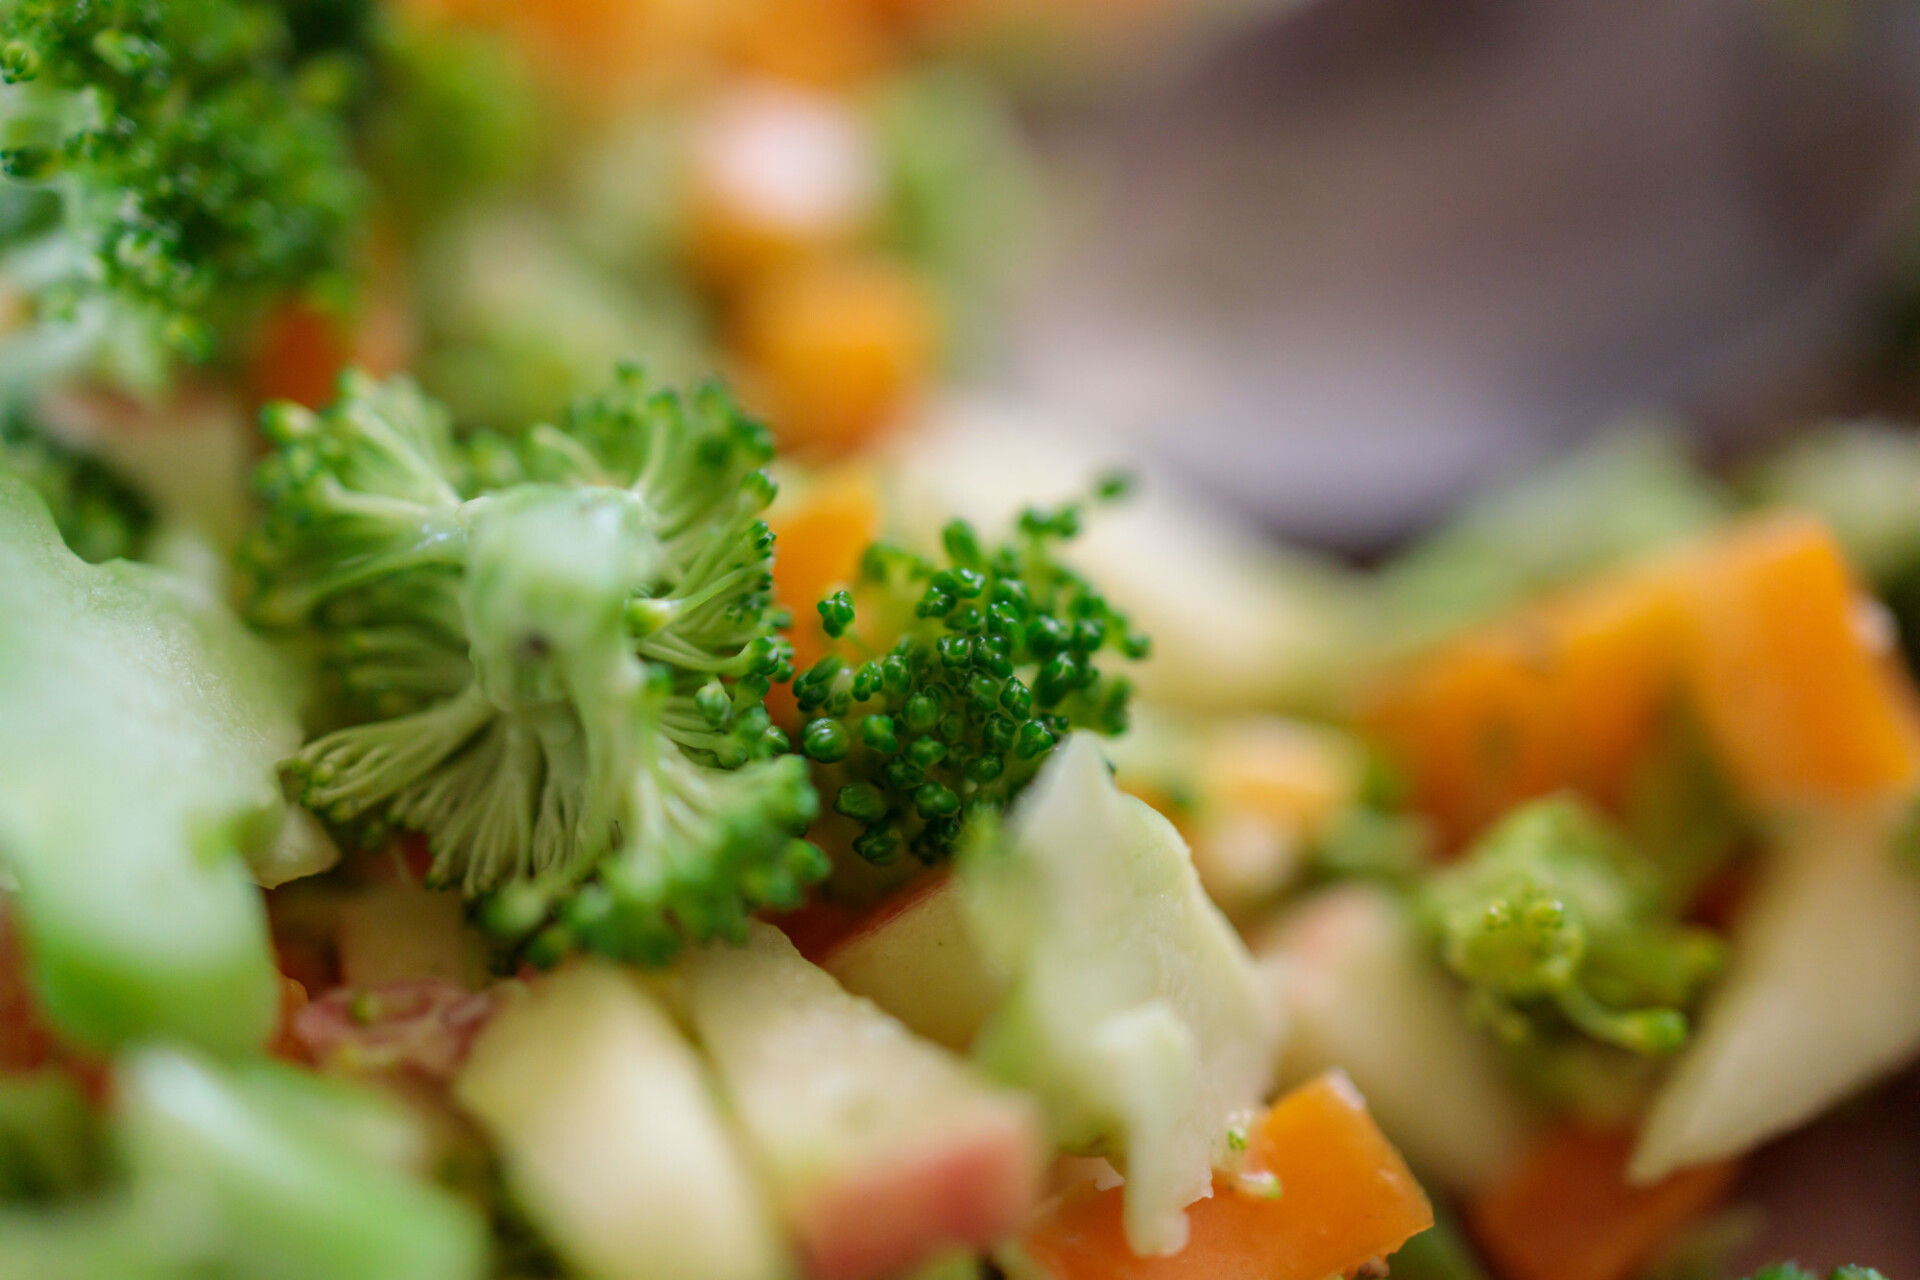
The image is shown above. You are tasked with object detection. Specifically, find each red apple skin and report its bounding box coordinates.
[790,1103,1044,1280]
[813,872,1005,1052]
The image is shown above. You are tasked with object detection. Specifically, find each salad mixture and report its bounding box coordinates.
[0,4,1916,1280]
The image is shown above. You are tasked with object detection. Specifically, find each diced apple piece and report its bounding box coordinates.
[455,963,787,1280]
[680,921,1043,1280]
[962,734,1280,1257]
[817,872,1007,1051]
[1629,806,1920,1183]
[1258,884,1539,1195]
[338,883,484,989]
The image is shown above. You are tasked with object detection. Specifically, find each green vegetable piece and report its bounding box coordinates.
[1416,795,1726,1057]
[0,409,151,563]
[783,485,1144,864]
[0,0,367,382]
[246,366,823,963]
[0,1047,486,1280]
[961,734,1276,1257]
[0,475,298,1055]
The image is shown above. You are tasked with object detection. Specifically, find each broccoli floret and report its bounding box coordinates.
[1415,795,1725,1055]
[0,0,367,376]
[0,407,149,562]
[1745,1268,1888,1280]
[245,364,827,963]
[791,491,1147,866]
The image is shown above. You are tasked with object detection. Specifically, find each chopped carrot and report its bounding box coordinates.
[247,270,413,411]
[1015,1072,1433,1280]
[733,256,940,458]
[722,0,897,89]
[1468,1126,1735,1280]
[1677,514,1920,808]
[765,463,884,727]
[1365,560,1690,848]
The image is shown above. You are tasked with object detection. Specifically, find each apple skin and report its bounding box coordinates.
[813,871,1007,1052]
[682,922,1044,1280]
[791,1103,1042,1280]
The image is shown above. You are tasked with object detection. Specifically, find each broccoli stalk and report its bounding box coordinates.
[790,494,1147,866]
[1416,795,1725,1055]
[0,0,367,379]
[246,365,826,963]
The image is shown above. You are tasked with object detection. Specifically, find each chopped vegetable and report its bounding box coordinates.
[1264,884,1539,1195]
[790,495,1143,867]
[1416,796,1724,1057]
[455,962,788,1280]
[1007,1071,1433,1280]
[1677,515,1920,808]
[0,0,367,380]
[0,1046,486,1280]
[244,366,826,963]
[679,920,1043,1280]
[0,473,299,1054]
[1468,1127,1735,1280]
[961,733,1277,1256]
[1630,805,1920,1183]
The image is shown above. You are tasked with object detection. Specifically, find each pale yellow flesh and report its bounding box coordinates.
[1260,883,1538,1195]
[822,878,1006,1052]
[1631,806,1920,1183]
[454,963,788,1280]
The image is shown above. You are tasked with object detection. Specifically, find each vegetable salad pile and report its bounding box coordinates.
[0,4,1915,1280]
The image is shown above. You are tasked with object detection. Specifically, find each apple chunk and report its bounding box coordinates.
[454,963,787,1280]
[1630,806,1920,1183]
[681,921,1045,1280]
[817,871,1007,1052]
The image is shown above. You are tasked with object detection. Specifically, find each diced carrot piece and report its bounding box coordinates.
[1365,561,1690,848]
[1468,1127,1735,1280]
[247,274,413,411]
[733,256,940,458]
[1016,1072,1433,1280]
[1678,515,1920,807]
[722,0,896,88]
[765,464,883,727]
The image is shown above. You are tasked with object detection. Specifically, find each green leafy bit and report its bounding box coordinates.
[1415,795,1726,1056]
[792,499,1147,866]
[0,0,367,368]
[244,365,826,964]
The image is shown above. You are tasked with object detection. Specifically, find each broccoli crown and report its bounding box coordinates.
[791,495,1147,866]
[244,364,826,964]
[0,407,149,562]
[0,0,366,364]
[1416,794,1725,1055]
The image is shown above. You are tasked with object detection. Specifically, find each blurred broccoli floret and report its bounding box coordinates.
[0,407,149,561]
[791,489,1147,866]
[1745,1268,1888,1280]
[244,364,826,964]
[0,0,368,379]
[1416,795,1725,1056]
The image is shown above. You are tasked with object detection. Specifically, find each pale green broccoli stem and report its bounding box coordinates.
[0,1048,485,1280]
[1418,795,1724,1056]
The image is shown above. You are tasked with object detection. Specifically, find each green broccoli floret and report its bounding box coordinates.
[0,407,149,562]
[244,364,827,963]
[790,490,1147,866]
[1745,1267,1888,1280]
[1416,795,1725,1055]
[0,0,367,376]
